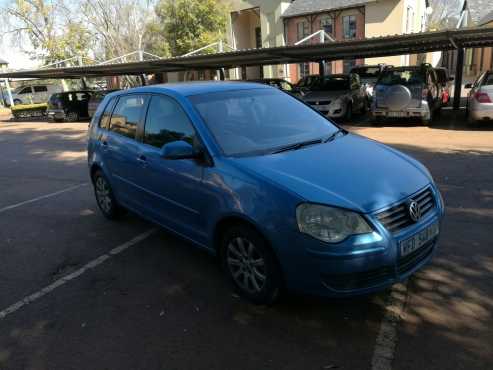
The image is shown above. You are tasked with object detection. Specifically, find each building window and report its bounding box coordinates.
[343,15,357,39]
[297,21,310,41]
[320,16,333,38]
[298,63,310,78]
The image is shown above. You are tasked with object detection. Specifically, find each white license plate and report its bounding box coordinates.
[387,112,407,117]
[400,222,439,257]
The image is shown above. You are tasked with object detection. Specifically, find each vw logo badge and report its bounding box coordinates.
[408,200,421,222]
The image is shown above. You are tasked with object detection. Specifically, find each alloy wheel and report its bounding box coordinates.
[226,237,266,294]
[95,176,112,214]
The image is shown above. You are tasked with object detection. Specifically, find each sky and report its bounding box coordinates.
[0,0,38,69]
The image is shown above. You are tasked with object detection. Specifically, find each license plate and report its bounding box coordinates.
[387,111,407,117]
[400,222,439,257]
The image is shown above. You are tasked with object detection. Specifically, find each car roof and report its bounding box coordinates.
[110,81,270,98]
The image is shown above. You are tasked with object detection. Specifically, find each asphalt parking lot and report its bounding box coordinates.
[0,110,492,370]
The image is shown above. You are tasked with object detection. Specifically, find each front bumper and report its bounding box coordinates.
[47,109,66,121]
[307,103,347,118]
[274,185,444,297]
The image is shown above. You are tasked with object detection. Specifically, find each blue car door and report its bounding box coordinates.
[101,94,149,211]
[134,94,209,245]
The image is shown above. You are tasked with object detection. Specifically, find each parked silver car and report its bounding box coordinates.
[302,74,368,120]
[7,84,61,105]
[372,64,441,125]
[350,64,387,102]
[465,70,493,124]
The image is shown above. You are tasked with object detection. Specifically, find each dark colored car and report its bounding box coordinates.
[47,91,93,122]
[350,64,387,102]
[88,90,120,117]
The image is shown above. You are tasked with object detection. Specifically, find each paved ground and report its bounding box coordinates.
[0,110,492,370]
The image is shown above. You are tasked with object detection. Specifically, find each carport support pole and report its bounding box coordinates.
[319,61,325,77]
[3,79,14,107]
[453,47,465,110]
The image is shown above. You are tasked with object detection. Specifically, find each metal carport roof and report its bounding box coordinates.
[1,27,493,79]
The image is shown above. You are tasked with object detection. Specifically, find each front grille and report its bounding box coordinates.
[322,266,394,291]
[309,100,331,106]
[376,188,435,234]
[398,240,435,275]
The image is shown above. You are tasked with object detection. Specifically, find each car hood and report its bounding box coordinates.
[231,133,431,213]
[303,90,348,101]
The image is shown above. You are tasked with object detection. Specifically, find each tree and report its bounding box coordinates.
[151,0,228,57]
[428,0,465,30]
[80,0,161,61]
[1,0,92,65]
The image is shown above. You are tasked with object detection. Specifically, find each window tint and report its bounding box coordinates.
[99,98,117,129]
[144,95,195,148]
[110,95,146,139]
[19,87,32,94]
[34,86,48,92]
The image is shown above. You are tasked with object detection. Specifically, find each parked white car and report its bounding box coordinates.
[465,71,493,125]
[7,84,61,106]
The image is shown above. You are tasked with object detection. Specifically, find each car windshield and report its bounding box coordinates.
[189,88,339,156]
[312,76,350,91]
[297,75,320,88]
[352,67,380,84]
[378,69,424,86]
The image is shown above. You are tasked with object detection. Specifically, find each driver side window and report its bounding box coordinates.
[144,95,196,149]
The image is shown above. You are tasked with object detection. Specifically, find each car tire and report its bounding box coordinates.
[220,224,283,305]
[66,111,79,122]
[92,170,124,220]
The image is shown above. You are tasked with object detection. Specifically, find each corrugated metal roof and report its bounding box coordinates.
[282,0,374,18]
[1,27,493,79]
[468,0,493,25]
[478,10,493,26]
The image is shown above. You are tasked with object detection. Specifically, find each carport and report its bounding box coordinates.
[2,27,493,109]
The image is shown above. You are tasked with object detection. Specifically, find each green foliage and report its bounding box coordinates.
[152,0,228,57]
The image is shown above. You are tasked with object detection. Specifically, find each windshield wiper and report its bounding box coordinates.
[271,138,323,154]
[323,129,345,143]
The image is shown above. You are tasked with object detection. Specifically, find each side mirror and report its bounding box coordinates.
[465,83,473,89]
[160,140,200,160]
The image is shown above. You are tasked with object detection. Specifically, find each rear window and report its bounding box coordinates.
[109,95,147,139]
[378,69,424,86]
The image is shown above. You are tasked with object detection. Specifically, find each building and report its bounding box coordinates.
[225,0,429,82]
[440,0,493,83]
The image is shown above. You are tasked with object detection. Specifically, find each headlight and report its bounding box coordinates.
[296,204,372,243]
[329,99,343,110]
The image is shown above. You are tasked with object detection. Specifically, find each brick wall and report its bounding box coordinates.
[285,6,365,83]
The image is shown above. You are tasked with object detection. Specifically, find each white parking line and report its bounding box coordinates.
[371,282,409,370]
[0,228,157,320]
[0,183,88,214]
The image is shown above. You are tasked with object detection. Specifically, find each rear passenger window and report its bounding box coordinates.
[110,95,147,139]
[98,98,116,129]
[34,86,47,92]
[143,95,195,148]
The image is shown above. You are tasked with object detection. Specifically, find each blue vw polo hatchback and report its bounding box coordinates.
[87,82,444,304]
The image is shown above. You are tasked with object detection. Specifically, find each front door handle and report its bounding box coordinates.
[137,155,147,165]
